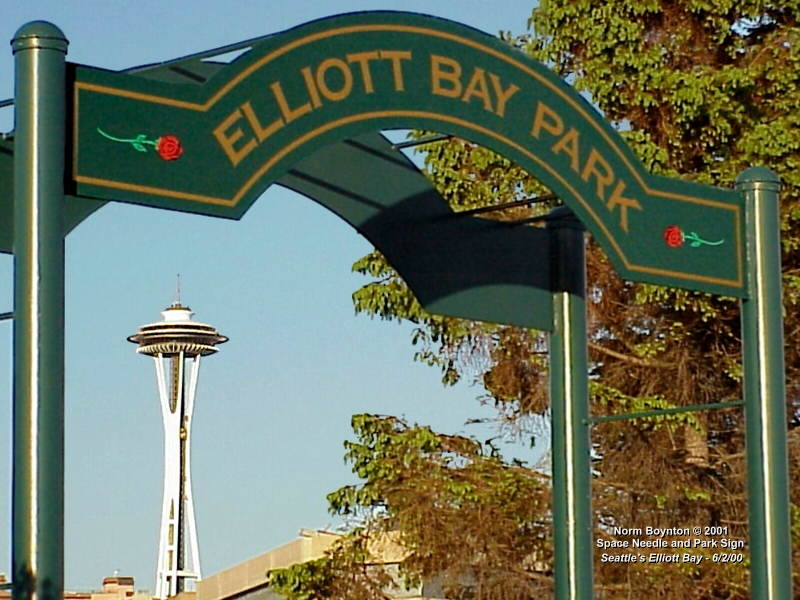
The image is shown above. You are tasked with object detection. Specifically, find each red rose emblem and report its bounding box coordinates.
[663,225,684,248]
[156,135,183,161]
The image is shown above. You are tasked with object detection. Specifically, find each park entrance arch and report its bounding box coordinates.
[2,11,791,600]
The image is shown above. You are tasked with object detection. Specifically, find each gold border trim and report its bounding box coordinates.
[73,20,744,290]
[77,108,743,289]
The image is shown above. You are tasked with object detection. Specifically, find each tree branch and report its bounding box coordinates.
[588,342,674,368]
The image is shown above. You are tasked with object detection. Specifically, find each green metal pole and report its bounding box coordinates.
[547,208,593,600]
[11,21,68,600]
[736,167,792,600]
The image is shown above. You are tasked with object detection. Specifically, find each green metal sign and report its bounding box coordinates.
[71,12,744,297]
[6,14,792,600]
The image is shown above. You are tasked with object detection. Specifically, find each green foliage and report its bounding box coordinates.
[325,413,549,520]
[322,2,800,598]
[683,488,712,502]
[528,1,800,197]
[267,558,333,600]
[350,132,555,391]
[267,532,393,600]
[268,415,553,598]
[527,4,800,595]
[351,249,495,386]
[591,382,702,432]
[633,286,725,322]
[351,250,428,323]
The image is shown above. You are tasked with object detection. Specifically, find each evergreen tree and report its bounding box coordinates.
[269,2,800,597]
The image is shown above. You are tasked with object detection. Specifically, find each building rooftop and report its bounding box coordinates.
[0,575,151,600]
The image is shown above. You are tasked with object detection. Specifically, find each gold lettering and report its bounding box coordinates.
[315,58,353,101]
[212,109,257,166]
[606,180,642,232]
[240,100,283,142]
[300,66,322,108]
[461,67,492,112]
[347,51,380,93]
[270,80,311,123]
[488,73,518,117]
[551,128,581,172]
[530,101,564,138]
[380,50,412,91]
[430,54,462,98]
[581,149,614,200]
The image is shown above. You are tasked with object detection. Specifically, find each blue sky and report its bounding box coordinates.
[0,0,540,592]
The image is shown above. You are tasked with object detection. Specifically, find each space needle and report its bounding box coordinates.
[128,300,227,599]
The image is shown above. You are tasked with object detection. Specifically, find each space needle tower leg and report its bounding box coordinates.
[153,351,202,597]
[184,354,203,583]
[129,304,226,599]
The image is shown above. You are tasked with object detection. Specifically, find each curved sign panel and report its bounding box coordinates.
[71,11,744,297]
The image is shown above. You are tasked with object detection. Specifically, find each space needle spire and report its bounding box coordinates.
[128,301,227,599]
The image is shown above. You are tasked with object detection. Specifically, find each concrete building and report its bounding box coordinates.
[0,529,445,600]
[197,529,446,600]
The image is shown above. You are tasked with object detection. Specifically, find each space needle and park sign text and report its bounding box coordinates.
[71,12,744,296]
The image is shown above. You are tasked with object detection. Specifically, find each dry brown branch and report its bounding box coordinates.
[588,341,674,368]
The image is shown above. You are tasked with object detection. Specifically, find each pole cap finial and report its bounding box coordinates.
[11,21,68,54]
[735,166,781,192]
